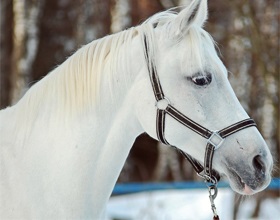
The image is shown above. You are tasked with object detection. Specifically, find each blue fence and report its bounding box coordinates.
[112,178,280,195]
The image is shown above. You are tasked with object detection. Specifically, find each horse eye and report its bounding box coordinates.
[191,74,212,86]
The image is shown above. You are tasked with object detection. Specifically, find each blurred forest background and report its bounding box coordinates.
[0,0,279,218]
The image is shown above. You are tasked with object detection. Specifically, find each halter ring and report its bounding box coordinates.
[155,97,171,110]
[208,131,224,150]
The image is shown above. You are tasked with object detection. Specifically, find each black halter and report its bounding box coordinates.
[143,35,256,183]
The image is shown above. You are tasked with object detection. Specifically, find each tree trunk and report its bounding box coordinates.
[129,0,165,26]
[0,0,14,108]
[31,0,80,82]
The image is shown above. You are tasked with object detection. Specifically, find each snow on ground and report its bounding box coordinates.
[105,189,280,220]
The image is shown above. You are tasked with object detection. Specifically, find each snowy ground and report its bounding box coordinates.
[105,188,280,220]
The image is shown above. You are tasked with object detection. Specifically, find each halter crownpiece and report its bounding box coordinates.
[143,34,257,218]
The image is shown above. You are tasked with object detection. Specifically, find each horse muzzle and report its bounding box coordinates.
[223,152,272,195]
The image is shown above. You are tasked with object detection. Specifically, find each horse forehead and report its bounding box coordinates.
[158,32,216,62]
[158,42,219,76]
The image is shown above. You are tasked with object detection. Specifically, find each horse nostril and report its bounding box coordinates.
[253,155,266,174]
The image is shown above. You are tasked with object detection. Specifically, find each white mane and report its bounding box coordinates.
[6,9,218,142]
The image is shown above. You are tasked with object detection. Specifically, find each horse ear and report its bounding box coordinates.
[170,0,208,36]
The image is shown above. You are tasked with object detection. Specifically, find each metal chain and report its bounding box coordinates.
[208,184,219,220]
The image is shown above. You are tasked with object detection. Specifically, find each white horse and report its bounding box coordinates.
[0,0,273,219]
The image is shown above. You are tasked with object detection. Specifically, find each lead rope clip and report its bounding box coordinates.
[208,184,219,220]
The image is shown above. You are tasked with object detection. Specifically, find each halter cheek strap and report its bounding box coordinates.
[144,35,256,183]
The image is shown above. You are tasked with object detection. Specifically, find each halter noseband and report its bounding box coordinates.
[143,35,256,183]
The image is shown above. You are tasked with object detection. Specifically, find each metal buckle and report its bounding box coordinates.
[197,172,218,185]
[208,131,224,150]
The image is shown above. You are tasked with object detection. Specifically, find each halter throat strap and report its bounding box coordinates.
[143,35,256,183]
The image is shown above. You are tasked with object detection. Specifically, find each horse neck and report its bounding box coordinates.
[89,102,142,217]
[1,32,145,218]
[87,36,146,217]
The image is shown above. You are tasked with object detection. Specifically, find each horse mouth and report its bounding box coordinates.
[224,167,254,195]
[226,167,244,187]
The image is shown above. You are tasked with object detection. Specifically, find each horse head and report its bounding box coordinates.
[136,0,273,195]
